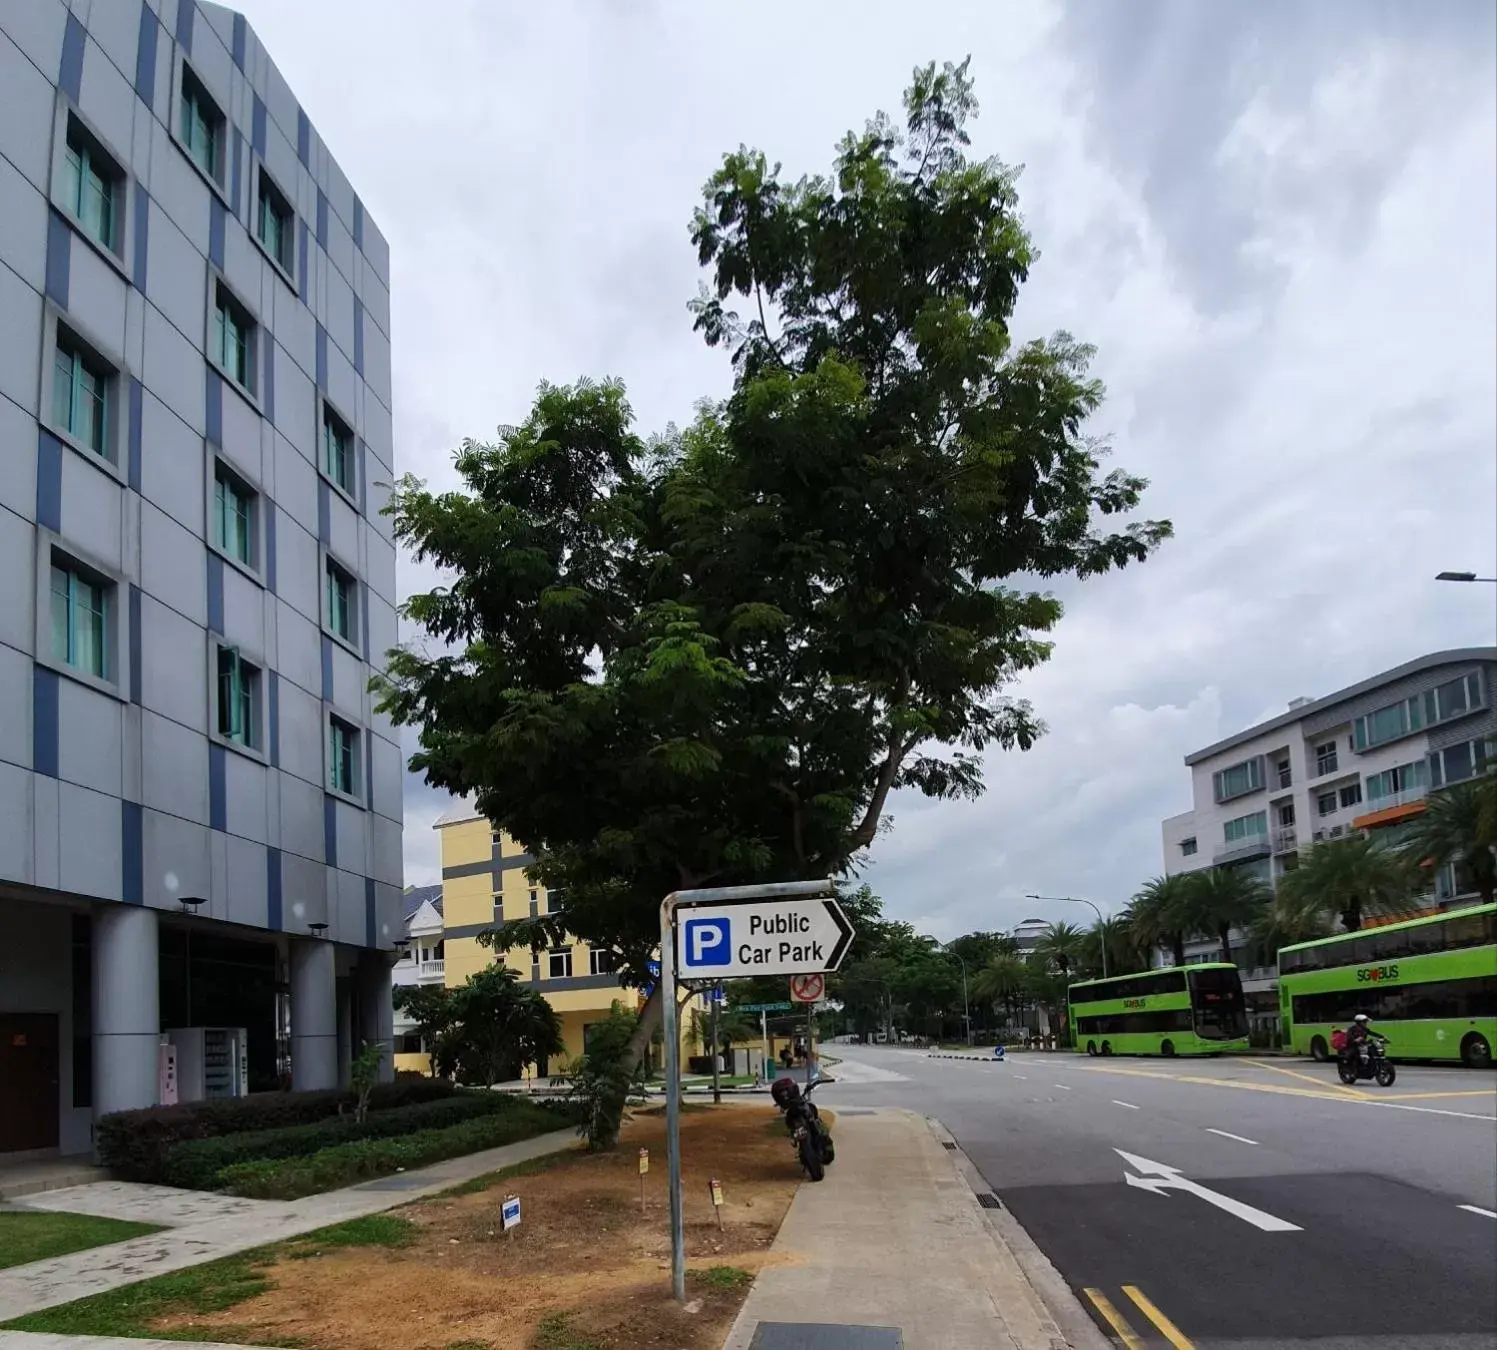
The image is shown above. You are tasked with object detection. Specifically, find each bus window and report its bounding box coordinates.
[1190,967,1248,1039]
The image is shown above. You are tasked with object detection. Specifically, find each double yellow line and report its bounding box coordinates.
[1085,1285,1193,1348]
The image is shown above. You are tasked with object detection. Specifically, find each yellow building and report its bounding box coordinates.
[434,800,698,1073]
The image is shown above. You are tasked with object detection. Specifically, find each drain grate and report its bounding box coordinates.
[976,1192,1002,1210]
[942,1141,957,1150]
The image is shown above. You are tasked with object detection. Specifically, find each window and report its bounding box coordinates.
[328,716,358,795]
[216,646,259,748]
[50,562,108,678]
[589,947,617,976]
[1315,742,1339,776]
[1274,757,1292,789]
[1365,761,1428,803]
[62,117,120,251]
[178,66,222,181]
[51,334,111,457]
[1353,698,1423,751]
[212,284,254,391]
[1430,739,1490,788]
[325,559,356,645]
[322,405,354,495]
[1317,791,1338,817]
[1339,782,1362,810]
[1222,810,1268,844]
[1421,672,1485,728]
[548,947,573,979]
[528,888,539,906]
[1179,837,1198,857]
[1212,757,1264,803]
[256,170,293,272]
[213,464,255,566]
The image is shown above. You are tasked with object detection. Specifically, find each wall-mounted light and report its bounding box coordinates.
[308,922,329,939]
[179,894,209,915]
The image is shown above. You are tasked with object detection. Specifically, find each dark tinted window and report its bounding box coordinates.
[1076,1009,1193,1036]
[1280,909,1495,973]
[1291,975,1497,1025]
[1072,969,1188,1002]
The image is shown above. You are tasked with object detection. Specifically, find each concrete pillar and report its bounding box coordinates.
[335,976,352,1088]
[289,938,337,1090]
[93,905,160,1115]
[358,955,396,1083]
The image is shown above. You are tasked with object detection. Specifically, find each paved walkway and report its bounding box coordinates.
[0,1127,577,1323]
[721,1110,1067,1350]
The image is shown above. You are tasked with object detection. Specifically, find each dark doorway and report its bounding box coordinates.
[0,1014,60,1152]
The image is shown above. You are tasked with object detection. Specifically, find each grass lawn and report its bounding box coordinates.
[0,1211,165,1271]
[0,1216,413,1340]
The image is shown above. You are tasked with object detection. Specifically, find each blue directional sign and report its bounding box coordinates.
[641,958,660,997]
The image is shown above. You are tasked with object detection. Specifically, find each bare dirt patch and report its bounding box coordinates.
[157,1104,813,1350]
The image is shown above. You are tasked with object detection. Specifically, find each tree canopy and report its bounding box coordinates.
[378,60,1169,1041]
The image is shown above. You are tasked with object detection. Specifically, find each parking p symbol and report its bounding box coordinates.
[684,917,731,968]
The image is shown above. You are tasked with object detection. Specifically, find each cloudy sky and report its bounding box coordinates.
[237,0,1497,936]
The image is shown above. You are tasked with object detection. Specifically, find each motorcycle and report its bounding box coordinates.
[771,1076,835,1182]
[1337,1033,1396,1087]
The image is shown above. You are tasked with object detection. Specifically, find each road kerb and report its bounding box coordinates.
[926,1118,1110,1350]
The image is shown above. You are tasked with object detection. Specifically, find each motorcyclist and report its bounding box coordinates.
[1343,1013,1374,1065]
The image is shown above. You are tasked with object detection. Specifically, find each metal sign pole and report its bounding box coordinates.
[658,899,686,1304]
[805,1000,813,1089]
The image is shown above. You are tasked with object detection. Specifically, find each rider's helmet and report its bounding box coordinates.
[1354,1013,1370,1023]
[770,1076,802,1108]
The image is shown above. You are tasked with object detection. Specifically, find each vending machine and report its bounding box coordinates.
[164,1027,249,1101]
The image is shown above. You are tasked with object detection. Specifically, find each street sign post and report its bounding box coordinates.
[658,878,843,1301]
[676,896,853,979]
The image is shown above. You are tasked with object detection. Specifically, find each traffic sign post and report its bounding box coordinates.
[658,878,843,1301]
[790,973,824,1089]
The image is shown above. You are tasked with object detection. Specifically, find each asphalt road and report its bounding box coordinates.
[815,1046,1497,1349]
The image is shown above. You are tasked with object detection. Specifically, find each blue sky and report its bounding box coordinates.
[236,0,1497,936]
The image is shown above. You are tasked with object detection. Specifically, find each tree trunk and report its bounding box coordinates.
[1219,925,1233,963]
[1171,933,1186,966]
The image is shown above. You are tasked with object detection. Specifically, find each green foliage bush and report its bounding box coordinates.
[215,1099,564,1199]
[564,1002,645,1152]
[96,1078,457,1182]
[160,1093,511,1190]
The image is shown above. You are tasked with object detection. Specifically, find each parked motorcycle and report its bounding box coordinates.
[771,1076,835,1181]
[1338,1033,1396,1087]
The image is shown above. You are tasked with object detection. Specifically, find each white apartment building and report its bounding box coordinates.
[1161,648,1496,1034]
[1,1,402,1158]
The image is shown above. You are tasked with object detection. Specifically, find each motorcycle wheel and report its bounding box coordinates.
[1336,1061,1359,1085]
[1375,1062,1396,1087]
[799,1134,825,1182]
[819,1130,835,1165]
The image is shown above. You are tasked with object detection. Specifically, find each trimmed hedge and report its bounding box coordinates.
[96,1078,457,1182]
[216,1099,566,1199]
[160,1094,514,1190]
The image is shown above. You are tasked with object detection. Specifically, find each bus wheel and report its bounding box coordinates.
[1161,1040,1176,1058]
[1310,1036,1329,1063]
[1461,1033,1492,1069]
[1086,1040,1098,1056]
[1100,1041,1113,1057]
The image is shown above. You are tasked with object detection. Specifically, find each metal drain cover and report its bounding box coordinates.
[749,1325,902,1349]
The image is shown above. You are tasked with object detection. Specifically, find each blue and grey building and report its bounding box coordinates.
[0,0,402,1156]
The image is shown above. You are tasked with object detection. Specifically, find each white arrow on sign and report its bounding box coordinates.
[1116,1149,1302,1233]
[676,896,854,979]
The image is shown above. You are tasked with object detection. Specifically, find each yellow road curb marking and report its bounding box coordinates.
[1084,1287,1144,1349]
[1374,1089,1497,1101]
[1124,1284,1196,1349]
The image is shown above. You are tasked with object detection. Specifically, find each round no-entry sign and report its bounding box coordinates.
[789,973,825,1003]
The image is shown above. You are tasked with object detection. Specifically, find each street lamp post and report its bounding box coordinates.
[941,942,972,1046]
[1435,571,1497,583]
[1025,894,1108,979]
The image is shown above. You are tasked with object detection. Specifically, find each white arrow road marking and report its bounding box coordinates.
[1054,1084,1072,1090]
[1206,1128,1259,1146]
[1459,1204,1497,1219]
[1116,1149,1302,1233]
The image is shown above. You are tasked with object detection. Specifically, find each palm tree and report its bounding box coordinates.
[1184,866,1272,962]
[1275,834,1419,932]
[1124,875,1195,966]
[1407,779,1497,905]
[1037,920,1087,978]
[973,954,1030,1028]
[1246,890,1333,969]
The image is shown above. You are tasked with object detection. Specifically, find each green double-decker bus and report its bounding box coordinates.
[1069,963,1249,1057]
[1278,902,1497,1067]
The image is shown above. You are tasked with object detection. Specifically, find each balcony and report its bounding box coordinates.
[1271,826,1297,855]
[1354,786,1428,831]
[1214,836,1271,864]
[417,959,445,981]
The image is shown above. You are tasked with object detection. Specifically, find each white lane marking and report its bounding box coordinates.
[1012,1074,1027,1080]
[1362,1101,1497,1123]
[1116,1148,1301,1233]
[1458,1204,1497,1219]
[1054,1084,1072,1090]
[1206,1128,1259,1146]
[1112,1100,1140,1110]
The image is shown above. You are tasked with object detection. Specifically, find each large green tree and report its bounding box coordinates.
[1124,875,1196,966]
[1275,834,1418,933]
[1407,778,1497,905]
[1184,865,1272,963]
[393,967,563,1087]
[379,60,1168,1067]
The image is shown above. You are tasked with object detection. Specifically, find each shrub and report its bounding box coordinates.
[563,1002,645,1152]
[160,1093,510,1190]
[96,1078,456,1181]
[215,1099,563,1199]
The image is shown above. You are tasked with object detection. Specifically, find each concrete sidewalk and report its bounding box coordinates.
[721,1110,1068,1350]
[0,1127,577,1323]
